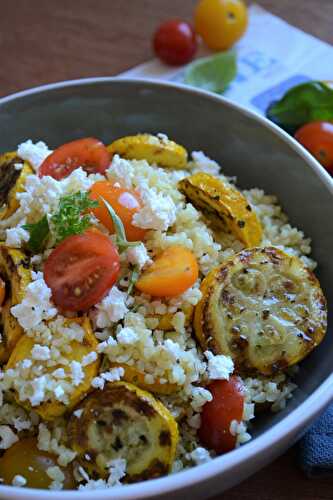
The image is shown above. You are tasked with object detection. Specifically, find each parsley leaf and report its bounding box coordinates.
[23,216,50,253]
[51,192,98,244]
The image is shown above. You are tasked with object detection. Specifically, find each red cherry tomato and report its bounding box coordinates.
[44,230,120,311]
[39,137,110,180]
[295,121,333,175]
[90,180,147,242]
[199,376,244,454]
[153,19,197,66]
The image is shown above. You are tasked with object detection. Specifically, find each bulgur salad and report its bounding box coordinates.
[0,133,327,490]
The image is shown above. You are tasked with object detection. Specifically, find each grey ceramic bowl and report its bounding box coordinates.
[0,78,332,500]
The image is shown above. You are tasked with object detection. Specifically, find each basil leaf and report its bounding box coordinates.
[184,51,237,94]
[266,81,333,133]
[23,216,50,253]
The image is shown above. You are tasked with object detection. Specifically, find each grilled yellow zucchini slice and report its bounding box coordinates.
[6,317,100,420]
[194,247,327,375]
[108,134,188,169]
[0,152,33,220]
[68,381,178,482]
[178,172,262,247]
[0,245,32,363]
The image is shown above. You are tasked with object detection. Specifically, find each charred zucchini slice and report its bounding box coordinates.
[194,247,327,375]
[6,317,100,420]
[68,381,178,482]
[0,245,32,363]
[178,172,262,247]
[107,134,188,169]
[0,152,33,220]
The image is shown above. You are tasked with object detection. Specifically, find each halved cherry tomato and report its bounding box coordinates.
[295,121,333,174]
[90,181,147,242]
[153,19,197,66]
[199,376,244,454]
[135,245,198,297]
[195,0,248,51]
[0,278,5,307]
[39,137,110,180]
[44,230,120,311]
[0,438,74,489]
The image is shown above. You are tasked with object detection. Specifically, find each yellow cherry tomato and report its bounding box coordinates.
[194,0,248,51]
[0,438,74,489]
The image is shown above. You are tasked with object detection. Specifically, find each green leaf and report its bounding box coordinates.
[127,266,140,296]
[100,197,140,251]
[184,51,237,94]
[23,216,50,253]
[51,191,98,244]
[266,81,333,134]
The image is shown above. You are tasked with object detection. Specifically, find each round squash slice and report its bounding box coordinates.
[107,134,188,169]
[0,152,32,221]
[194,247,327,375]
[68,381,178,482]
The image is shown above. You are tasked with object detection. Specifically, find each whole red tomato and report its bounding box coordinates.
[153,19,197,66]
[295,121,333,175]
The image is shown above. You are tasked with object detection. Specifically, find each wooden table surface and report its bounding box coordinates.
[1,1,333,499]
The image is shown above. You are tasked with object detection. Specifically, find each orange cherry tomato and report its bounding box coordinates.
[44,229,120,311]
[295,121,333,175]
[0,278,5,307]
[39,137,110,180]
[135,245,198,297]
[0,438,74,489]
[199,377,244,454]
[194,0,248,51]
[90,180,147,242]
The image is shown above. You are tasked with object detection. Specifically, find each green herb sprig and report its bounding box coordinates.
[100,197,140,252]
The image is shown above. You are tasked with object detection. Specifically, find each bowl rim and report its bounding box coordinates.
[0,77,332,499]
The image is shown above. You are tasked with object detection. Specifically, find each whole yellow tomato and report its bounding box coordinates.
[195,0,248,51]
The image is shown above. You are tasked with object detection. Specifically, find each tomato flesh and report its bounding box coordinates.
[44,230,120,311]
[195,0,248,51]
[199,376,244,454]
[295,121,333,174]
[0,438,74,489]
[39,137,110,180]
[135,245,198,297]
[153,19,197,66]
[90,180,147,242]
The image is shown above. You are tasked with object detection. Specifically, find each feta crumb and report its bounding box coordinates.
[191,151,221,176]
[205,351,234,380]
[46,466,65,490]
[133,186,176,231]
[31,344,51,361]
[190,386,213,412]
[12,475,27,487]
[186,447,212,465]
[70,361,84,387]
[73,409,83,418]
[91,367,124,390]
[126,243,152,269]
[82,351,97,367]
[116,327,138,345]
[0,426,18,449]
[5,226,29,248]
[95,287,128,328]
[17,140,52,171]
[11,275,57,330]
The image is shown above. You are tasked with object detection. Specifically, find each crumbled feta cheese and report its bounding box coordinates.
[11,275,57,330]
[126,243,152,269]
[31,345,51,361]
[205,351,234,380]
[95,287,128,328]
[116,327,138,345]
[12,475,27,487]
[190,386,213,412]
[91,367,124,390]
[0,426,18,449]
[133,186,176,231]
[191,151,221,176]
[17,140,52,171]
[186,447,212,465]
[46,466,65,490]
[70,361,84,387]
[5,226,29,248]
[73,409,83,418]
[82,351,97,367]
